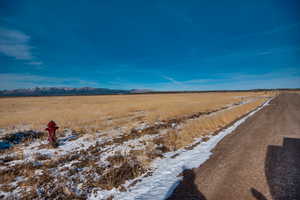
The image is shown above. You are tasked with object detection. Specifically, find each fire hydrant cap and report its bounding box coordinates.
[47,120,58,128]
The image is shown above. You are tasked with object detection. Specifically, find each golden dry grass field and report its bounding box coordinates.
[0,91,275,133]
[0,91,277,199]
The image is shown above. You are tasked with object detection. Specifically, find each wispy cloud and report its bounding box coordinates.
[161,75,183,85]
[27,61,43,66]
[152,69,300,91]
[0,27,42,65]
[257,51,272,56]
[142,76,300,91]
[162,75,215,86]
[0,73,100,90]
[0,28,33,60]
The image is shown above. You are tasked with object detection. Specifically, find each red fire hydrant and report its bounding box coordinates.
[45,120,59,147]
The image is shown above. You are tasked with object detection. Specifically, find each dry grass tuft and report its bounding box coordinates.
[1,153,23,163]
[97,156,146,190]
[34,153,50,161]
[0,161,42,184]
[107,152,127,166]
[0,184,16,192]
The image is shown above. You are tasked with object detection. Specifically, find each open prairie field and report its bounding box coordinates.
[0,91,275,132]
[0,91,276,199]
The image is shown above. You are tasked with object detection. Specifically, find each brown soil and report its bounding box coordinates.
[168,93,300,200]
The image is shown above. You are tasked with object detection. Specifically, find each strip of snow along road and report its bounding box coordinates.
[89,97,273,200]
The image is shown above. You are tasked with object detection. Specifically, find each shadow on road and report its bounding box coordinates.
[250,188,268,200]
[264,137,300,200]
[167,169,207,200]
[253,137,300,200]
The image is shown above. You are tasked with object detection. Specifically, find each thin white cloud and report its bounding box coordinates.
[161,75,183,85]
[125,75,300,91]
[0,28,33,60]
[151,70,300,91]
[27,61,43,66]
[0,73,99,90]
[161,75,217,87]
[0,27,42,65]
[257,51,272,56]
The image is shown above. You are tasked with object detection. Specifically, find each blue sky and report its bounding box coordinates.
[0,0,299,90]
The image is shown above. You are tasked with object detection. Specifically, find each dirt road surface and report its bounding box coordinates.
[167,93,300,200]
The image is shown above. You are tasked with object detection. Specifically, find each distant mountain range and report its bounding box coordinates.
[0,87,153,97]
[1,87,299,97]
